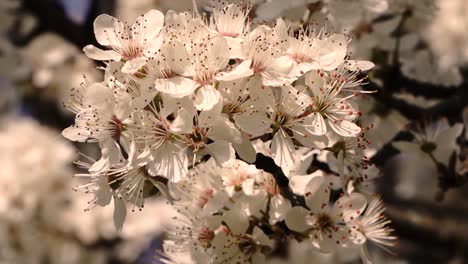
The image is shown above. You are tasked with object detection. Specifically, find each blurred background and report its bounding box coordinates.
[0,0,467,263]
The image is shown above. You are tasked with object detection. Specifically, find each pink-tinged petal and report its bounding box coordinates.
[83,45,121,61]
[155,76,198,98]
[304,176,330,213]
[285,206,310,232]
[133,9,164,40]
[113,195,127,232]
[194,85,221,111]
[232,132,257,163]
[234,110,271,137]
[216,59,254,81]
[332,192,367,222]
[93,14,121,46]
[121,57,148,73]
[328,119,361,137]
[305,113,327,136]
[345,60,375,71]
[271,130,296,177]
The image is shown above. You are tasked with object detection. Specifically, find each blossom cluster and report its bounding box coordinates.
[62,2,395,263]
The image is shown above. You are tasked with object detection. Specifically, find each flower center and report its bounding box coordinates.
[238,235,257,257]
[197,226,214,248]
[316,213,334,232]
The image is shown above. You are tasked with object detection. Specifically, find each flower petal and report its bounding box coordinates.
[216,59,254,81]
[121,57,148,73]
[328,119,361,137]
[194,85,221,111]
[234,110,271,137]
[83,45,121,61]
[113,195,127,232]
[304,176,330,213]
[285,206,310,232]
[332,192,367,222]
[93,14,121,46]
[271,130,296,177]
[133,9,165,40]
[155,76,198,98]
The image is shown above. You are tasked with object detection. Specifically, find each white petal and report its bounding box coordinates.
[209,116,242,144]
[271,131,296,177]
[147,143,188,182]
[131,91,158,110]
[154,76,198,98]
[332,192,367,222]
[328,119,361,137]
[194,85,221,111]
[224,209,249,234]
[91,176,112,207]
[83,45,121,61]
[85,83,116,112]
[205,141,235,167]
[164,41,192,76]
[233,111,271,137]
[285,206,310,232]
[345,60,375,71]
[364,0,389,13]
[113,196,127,232]
[269,195,291,224]
[170,108,194,134]
[93,14,121,46]
[317,34,347,71]
[289,172,321,195]
[293,127,329,149]
[304,176,330,213]
[121,57,148,73]
[261,70,296,87]
[253,226,274,248]
[306,113,327,136]
[232,132,257,163]
[216,59,254,81]
[133,9,164,40]
[62,126,88,142]
[225,37,243,59]
[207,36,230,70]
